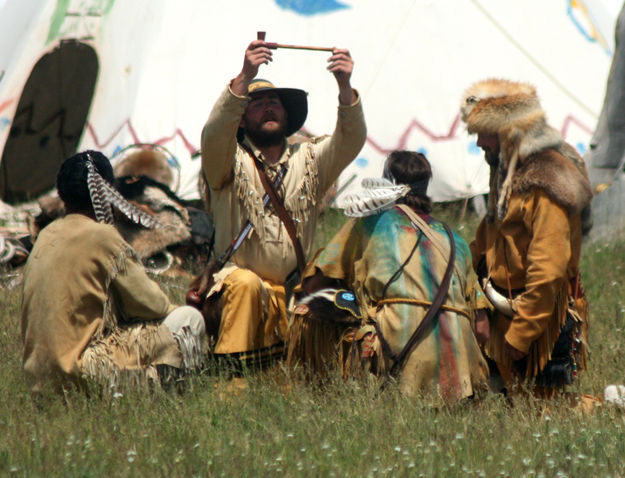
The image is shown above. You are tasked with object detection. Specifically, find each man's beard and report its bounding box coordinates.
[244,120,287,147]
[484,150,499,167]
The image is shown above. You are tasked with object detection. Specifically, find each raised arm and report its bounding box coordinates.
[313,48,367,192]
[201,40,274,190]
[231,40,274,96]
[327,48,357,106]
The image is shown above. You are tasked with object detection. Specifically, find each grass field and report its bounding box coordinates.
[2,205,625,477]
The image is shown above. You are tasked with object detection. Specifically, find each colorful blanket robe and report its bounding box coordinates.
[300,206,488,401]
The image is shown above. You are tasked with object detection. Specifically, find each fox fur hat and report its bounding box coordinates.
[460,78,592,222]
[461,79,562,163]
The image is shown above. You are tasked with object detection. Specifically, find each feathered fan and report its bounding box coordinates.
[86,159,159,229]
[340,177,410,217]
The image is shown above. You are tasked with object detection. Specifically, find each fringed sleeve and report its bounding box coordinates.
[201,86,248,190]
[505,191,572,355]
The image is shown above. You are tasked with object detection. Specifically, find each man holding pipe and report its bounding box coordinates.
[197,39,366,370]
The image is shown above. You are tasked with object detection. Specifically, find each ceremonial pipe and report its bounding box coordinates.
[266,43,334,52]
[257,31,334,52]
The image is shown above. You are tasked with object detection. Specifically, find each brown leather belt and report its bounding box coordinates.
[490,281,524,299]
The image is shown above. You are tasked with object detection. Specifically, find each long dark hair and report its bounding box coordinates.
[383,150,432,213]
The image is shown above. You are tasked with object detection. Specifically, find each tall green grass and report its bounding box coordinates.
[2,207,625,477]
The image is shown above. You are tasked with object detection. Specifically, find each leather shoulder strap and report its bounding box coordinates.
[396,204,463,281]
[388,206,457,377]
[241,144,307,274]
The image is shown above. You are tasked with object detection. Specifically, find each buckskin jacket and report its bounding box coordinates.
[470,148,591,379]
[460,78,593,382]
[21,214,180,392]
[201,85,367,285]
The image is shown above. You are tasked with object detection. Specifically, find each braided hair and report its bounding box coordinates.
[383,150,432,214]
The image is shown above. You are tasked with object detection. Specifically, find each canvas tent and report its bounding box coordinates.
[0,0,616,209]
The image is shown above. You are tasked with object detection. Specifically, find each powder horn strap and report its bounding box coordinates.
[215,150,287,269]
[241,143,307,275]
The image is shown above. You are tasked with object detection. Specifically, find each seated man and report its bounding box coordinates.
[21,150,206,393]
[287,151,489,402]
[192,38,366,371]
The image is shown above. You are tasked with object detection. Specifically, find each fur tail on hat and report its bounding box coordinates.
[496,151,519,220]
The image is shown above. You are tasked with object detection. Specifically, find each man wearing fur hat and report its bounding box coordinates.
[196,39,366,368]
[460,79,592,397]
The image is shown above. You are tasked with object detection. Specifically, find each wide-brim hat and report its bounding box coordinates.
[237,79,308,141]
